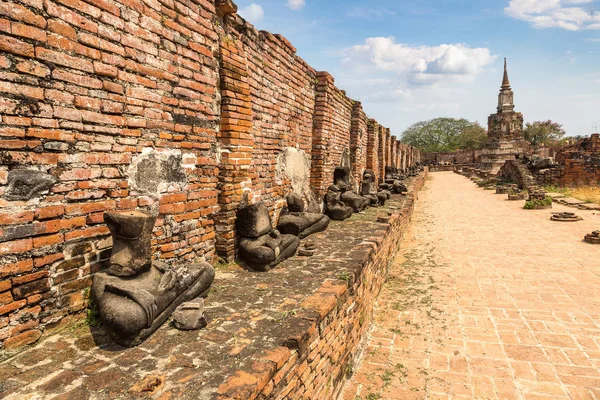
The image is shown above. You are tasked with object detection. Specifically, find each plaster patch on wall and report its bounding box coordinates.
[276,147,316,206]
[128,148,192,198]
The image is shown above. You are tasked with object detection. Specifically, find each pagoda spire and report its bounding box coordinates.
[501,58,511,89]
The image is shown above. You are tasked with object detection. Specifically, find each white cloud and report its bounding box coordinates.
[342,37,494,86]
[505,0,599,30]
[239,3,264,24]
[287,0,305,10]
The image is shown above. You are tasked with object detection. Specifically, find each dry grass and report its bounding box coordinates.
[544,185,600,205]
[570,187,600,205]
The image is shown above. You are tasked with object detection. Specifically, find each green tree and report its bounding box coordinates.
[523,120,566,149]
[400,118,487,153]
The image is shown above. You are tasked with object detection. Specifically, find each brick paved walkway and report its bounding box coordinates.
[340,171,600,400]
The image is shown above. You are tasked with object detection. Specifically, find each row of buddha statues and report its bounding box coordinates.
[235,166,414,272]
[91,165,421,346]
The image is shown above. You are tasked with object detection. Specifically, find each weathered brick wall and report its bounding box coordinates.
[310,72,353,198]
[0,0,423,349]
[377,126,386,179]
[0,0,221,349]
[350,102,368,190]
[214,17,253,261]
[242,28,316,210]
[422,149,486,165]
[216,172,428,400]
[536,134,600,187]
[366,119,379,178]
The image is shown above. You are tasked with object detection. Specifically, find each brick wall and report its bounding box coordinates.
[0,0,422,349]
[0,0,221,349]
[537,134,600,187]
[310,72,354,198]
[349,102,368,190]
[366,119,379,177]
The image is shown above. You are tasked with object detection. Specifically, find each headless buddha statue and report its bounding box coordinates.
[91,211,214,347]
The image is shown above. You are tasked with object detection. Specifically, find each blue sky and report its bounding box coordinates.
[236,0,600,137]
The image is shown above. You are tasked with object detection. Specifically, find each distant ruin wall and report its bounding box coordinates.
[534,134,600,187]
[0,0,420,349]
[423,150,485,165]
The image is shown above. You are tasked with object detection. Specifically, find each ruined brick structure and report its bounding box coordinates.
[535,134,600,187]
[479,59,528,172]
[0,0,419,349]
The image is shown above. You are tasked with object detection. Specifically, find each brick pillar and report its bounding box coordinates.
[390,136,397,168]
[350,102,367,188]
[367,119,379,180]
[401,144,407,173]
[385,128,392,168]
[311,72,335,199]
[378,126,386,181]
[215,37,254,261]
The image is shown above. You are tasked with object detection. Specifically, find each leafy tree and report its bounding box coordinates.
[400,118,487,153]
[523,120,566,149]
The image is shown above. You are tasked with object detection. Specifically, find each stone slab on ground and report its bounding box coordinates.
[556,197,587,206]
[578,203,600,211]
[546,192,567,199]
[341,171,600,400]
[0,178,422,400]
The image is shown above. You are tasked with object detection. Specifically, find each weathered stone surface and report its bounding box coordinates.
[172,299,206,330]
[276,193,330,239]
[237,201,300,272]
[4,170,56,201]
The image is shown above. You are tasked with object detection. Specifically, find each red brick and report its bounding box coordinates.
[33,233,64,248]
[0,259,33,279]
[65,200,116,215]
[0,299,26,315]
[0,81,43,100]
[64,226,110,241]
[0,238,32,256]
[11,271,48,286]
[34,253,64,268]
[0,211,34,225]
[47,19,77,39]
[35,205,65,220]
[0,291,13,305]
[3,329,42,349]
[11,22,47,41]
[0,280,11,292]
[36,47,93,73]
[0,2,45,27]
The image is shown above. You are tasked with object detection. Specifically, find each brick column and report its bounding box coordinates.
[385,128,392,168]
[367,119,379,180]
[378,126,386,181]
[215,37,254,261]
[390,136,397,169]
[350,102,368,188]
[311,72,334,199]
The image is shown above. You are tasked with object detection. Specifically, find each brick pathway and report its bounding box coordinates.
[340,171,600,400]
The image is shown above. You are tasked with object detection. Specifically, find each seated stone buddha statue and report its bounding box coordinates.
[361,169,389,206]
[91,210,215,347]
[333,167,370,212]
[379,166,408,194]
[237,201,300,272]
[277,193,330,238]
[324,184,354,221]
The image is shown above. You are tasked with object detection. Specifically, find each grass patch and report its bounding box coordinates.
[543,185,600,205]
[524,196,553,209]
